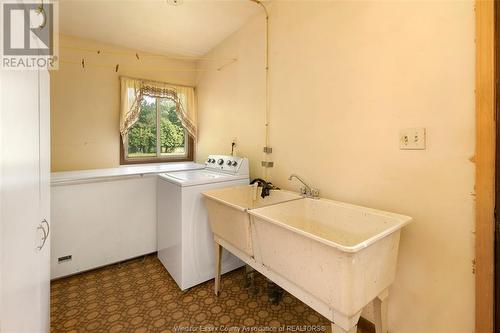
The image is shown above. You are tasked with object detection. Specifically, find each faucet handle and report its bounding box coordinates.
[300,186,319,198]
[300,187,307,195]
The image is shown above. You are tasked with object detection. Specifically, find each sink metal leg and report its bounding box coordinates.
[214,242,222,296]
[374,289,389,333]
[331,310,361,333]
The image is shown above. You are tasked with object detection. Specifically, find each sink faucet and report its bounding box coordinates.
[288,174,319,198]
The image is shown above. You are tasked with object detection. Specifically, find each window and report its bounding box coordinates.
[121,96,193,164]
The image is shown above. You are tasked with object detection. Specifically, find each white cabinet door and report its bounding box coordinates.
[38,69,51,332]
[0,69,50,333]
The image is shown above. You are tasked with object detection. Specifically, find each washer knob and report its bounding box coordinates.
[232,161,238,167]
[227,160,232,166]
[217,159,224,165]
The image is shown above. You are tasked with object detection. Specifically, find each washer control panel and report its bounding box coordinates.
[205,155,248,175]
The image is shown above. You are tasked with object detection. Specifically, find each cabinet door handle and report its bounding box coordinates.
[37,219,49,250]
[41,219,49,237]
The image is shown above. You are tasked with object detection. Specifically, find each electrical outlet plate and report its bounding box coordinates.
[400,128,426,150]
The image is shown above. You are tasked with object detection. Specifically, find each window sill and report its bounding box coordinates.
[121,156,192,165]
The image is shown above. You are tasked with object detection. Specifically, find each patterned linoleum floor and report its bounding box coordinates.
[51,254,368,333]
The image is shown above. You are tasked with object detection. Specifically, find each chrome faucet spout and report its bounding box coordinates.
[288,174,319,199]
[288,174,311,192]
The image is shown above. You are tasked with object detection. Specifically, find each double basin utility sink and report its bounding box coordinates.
[203,185,411,333]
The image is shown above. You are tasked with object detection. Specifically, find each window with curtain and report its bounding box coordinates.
[119,77,197,164]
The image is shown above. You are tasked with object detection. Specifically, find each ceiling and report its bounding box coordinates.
[59,0,261,57]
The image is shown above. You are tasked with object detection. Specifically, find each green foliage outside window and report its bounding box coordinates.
[159,99,185,155]
[127,96,186,158]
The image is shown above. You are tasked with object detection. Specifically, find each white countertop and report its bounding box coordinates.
[51,162,204,185]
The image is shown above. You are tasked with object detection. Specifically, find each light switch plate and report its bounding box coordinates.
[400,128,426,150]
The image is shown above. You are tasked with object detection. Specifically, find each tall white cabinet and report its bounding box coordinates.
[0,69,51,332]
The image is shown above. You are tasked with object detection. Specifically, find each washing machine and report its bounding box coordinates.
[157,155,249,290]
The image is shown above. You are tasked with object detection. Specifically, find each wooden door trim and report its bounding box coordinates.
[476,1,495,332]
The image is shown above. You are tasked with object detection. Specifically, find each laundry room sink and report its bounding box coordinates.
[203,185,303,256]
[247,198,412,330]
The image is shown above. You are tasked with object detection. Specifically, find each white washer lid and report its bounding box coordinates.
[167,170,226,182]
[159,170,248,186]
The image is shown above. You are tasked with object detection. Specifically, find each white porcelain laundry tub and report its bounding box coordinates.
[248,198,412,333]
[203,185,303,257]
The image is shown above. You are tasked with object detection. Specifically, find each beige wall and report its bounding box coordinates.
[196,1,475,332]
[50,35,197,171]
[196,14,267,179]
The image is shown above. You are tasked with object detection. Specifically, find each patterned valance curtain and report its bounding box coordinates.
[119,77,197,143]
